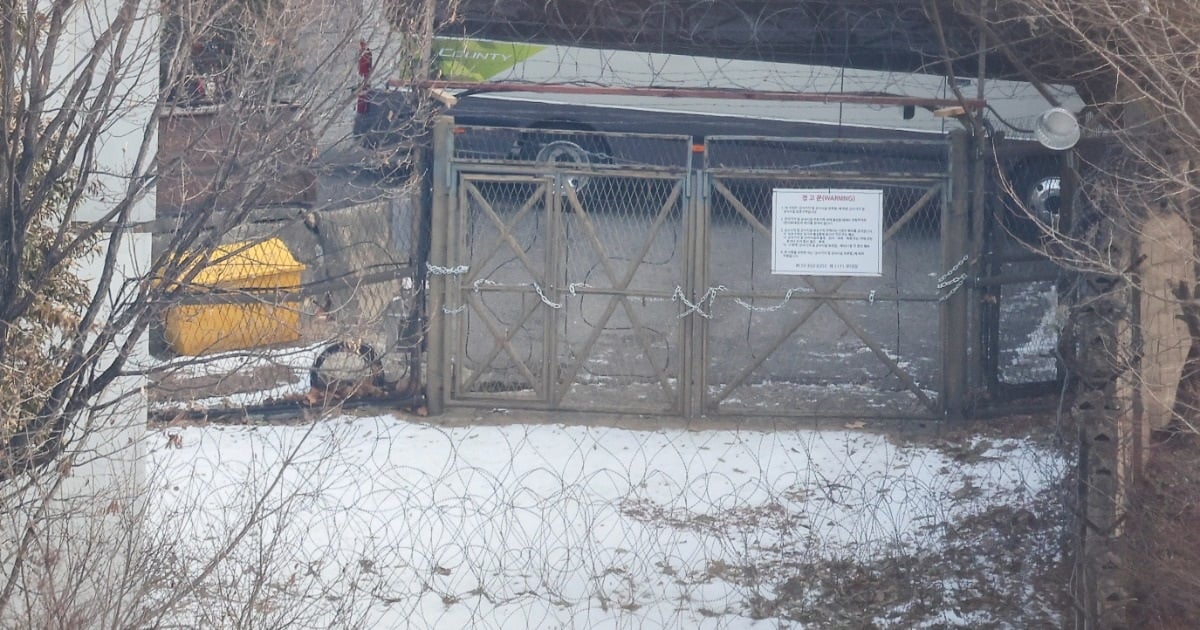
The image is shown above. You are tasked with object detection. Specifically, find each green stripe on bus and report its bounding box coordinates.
[432,38,545,82]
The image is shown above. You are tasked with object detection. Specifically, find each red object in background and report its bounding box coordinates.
[358,40,373,79]
[357,40,372,113]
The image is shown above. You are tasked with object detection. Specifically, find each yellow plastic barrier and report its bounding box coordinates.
[164,238,306,356]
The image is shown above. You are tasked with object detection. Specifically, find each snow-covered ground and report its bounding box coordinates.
[147,414,1067,628]
[1001,281,1063,385]
[148,342,328,411]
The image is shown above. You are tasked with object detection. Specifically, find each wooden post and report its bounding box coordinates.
[941,130,972,419]
[425,116,453,415]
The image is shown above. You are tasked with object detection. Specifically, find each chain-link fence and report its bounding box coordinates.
[121,108,1086,630]
[432,125,961,419]
[148,188,424,418]
[701,137,948,419]
[145,121,1063,421]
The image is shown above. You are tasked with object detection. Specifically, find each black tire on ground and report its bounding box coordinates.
[310,341,386,392]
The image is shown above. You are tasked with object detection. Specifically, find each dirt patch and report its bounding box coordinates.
[151,362,299,402]
[619,480,1070,627]
[1125,433,1200,629]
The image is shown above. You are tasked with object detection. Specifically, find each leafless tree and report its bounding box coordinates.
[950,0,1200,426]
[0,0,445,625]
[945,1,1200,626]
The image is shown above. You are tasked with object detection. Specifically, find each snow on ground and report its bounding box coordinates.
[147,342,329,410]
[148,415,1067,628]
[1002,282,1062,384]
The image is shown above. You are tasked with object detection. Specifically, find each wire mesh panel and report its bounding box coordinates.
[444,126,695,413]
[980,235,1064,389]
[450,176,556,402]
[995,279,1061,385]
[451,125,694,169]
[700,137,947,419]
[553,174,689,413]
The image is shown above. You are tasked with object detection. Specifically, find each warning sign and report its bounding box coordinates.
[771,189,884,276]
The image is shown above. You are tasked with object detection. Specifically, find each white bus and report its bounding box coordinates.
[356,36,1082,223]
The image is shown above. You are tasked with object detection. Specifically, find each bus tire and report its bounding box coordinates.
[1005,155,1063,241]
[516,130,612,199]
[310,341,385,394]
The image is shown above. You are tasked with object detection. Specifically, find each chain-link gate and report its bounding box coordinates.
[696,137,951,419]
[976,152,1069,403]
[428,122,696,414]
[429,118,973,419]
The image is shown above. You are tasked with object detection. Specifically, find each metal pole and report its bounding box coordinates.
[968,31,989,410]
[680,174,695,418]
[684,168,707,417]
[697,168,712,417]
[426,116,453,414]
[545,177,561,406]
[941,130,972,419]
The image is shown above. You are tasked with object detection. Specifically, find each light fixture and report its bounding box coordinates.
[1034,106,1081,151]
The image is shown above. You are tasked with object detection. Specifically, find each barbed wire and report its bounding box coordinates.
[135,414,1072,628]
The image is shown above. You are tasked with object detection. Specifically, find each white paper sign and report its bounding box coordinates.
[771,189,884,276]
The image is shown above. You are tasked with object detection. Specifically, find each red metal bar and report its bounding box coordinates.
[389,79,986,110]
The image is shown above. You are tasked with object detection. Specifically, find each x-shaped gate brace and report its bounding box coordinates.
[454,177,550,398]
[551,179,685,406]
[703,177,945,414]
[449,173,687,408]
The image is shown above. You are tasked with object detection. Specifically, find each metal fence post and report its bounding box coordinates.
[426,116,454,415]
[684,168,707,417]
[968,120,988,406]
[941,129,972,419]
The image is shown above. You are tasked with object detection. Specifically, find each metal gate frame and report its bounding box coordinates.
[694,161,951,419]
[452,174,557,404]
[974,146,1071,406]
[427,119,697,414]
[427,119,978,419]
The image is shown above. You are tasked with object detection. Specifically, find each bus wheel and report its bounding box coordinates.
[535,139,594,194]
[310,341,385,396]
[1006,156,1063,241]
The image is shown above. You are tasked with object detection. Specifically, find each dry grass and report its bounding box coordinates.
[1125,432,1200,629]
